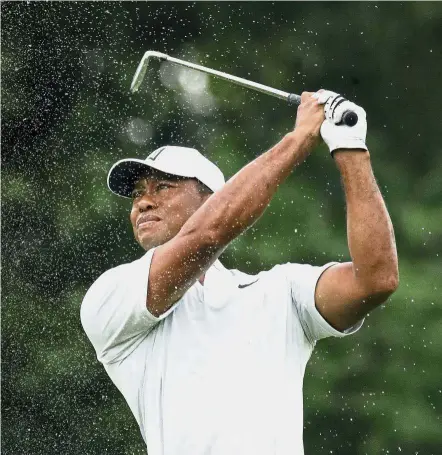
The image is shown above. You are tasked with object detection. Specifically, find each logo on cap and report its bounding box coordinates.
[148,147,167,161]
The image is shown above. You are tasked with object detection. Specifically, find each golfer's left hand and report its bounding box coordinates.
[314,90,368,154]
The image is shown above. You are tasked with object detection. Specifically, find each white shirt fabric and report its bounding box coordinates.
[81,248,363,455]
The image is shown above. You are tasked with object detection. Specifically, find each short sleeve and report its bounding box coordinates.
[280,262,363,344]
[80,248,179,364]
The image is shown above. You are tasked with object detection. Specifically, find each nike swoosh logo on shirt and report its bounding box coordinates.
[238,278,259,289]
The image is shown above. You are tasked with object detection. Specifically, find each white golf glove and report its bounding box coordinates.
[313,90,368,154]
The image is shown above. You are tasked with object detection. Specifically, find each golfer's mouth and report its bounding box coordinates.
[137,215,161,229]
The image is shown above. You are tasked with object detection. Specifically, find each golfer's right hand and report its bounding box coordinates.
[293,91,325,145]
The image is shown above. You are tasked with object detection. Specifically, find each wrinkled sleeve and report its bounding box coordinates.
[80,248,179,364]
[281,262,364,344]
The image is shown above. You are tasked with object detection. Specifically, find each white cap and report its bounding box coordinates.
[107,146,225,198]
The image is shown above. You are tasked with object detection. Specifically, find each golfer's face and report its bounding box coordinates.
[130,176,206,250]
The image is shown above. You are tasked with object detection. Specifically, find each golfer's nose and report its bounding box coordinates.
[137,194,157,212]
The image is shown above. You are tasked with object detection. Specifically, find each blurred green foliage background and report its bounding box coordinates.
[2,2,441,454]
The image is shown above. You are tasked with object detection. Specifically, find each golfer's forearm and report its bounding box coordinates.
[180,130,314,245]
[334,150,399,291]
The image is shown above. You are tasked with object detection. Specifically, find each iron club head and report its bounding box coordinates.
[130,51,169,93]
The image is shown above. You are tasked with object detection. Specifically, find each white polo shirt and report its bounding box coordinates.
[81,248,363,455]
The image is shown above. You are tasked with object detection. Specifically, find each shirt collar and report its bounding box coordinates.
[204,258,233,289]
[212,258,229,273]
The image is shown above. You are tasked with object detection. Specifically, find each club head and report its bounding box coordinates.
[130,51,169,93]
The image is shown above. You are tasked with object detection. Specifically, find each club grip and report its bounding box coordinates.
[287,93,358,127]
[340,110,358,127]
[287,93,301,105]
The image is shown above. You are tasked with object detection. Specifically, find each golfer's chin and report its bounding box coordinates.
[138,233,161,251]
[137,229,172,251]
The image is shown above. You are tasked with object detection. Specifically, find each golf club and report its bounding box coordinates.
[130,51,358,127]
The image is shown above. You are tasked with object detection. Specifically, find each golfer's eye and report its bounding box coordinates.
[157,183,171,191]
[131,189,144,199]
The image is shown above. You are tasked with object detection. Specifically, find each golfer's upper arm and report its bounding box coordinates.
[81,251,171,363]
[314,262,393,332]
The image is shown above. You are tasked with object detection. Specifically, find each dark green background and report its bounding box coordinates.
[2,2,441,454]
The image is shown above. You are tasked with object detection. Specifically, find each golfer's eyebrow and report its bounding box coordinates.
[132,182,145,193]
[132,179,176,193]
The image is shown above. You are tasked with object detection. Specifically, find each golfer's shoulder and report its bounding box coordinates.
[80,263,132,331]
[88,263,129,290]
[263,261,323,282]
[82,258,139,308]
[82,249,157,308]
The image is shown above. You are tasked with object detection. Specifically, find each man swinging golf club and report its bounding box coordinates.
[81,90,398,455]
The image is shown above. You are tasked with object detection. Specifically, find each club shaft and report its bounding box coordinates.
[164,55,292,102]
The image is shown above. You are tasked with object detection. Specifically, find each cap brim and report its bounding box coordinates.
[107,159,158,198]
